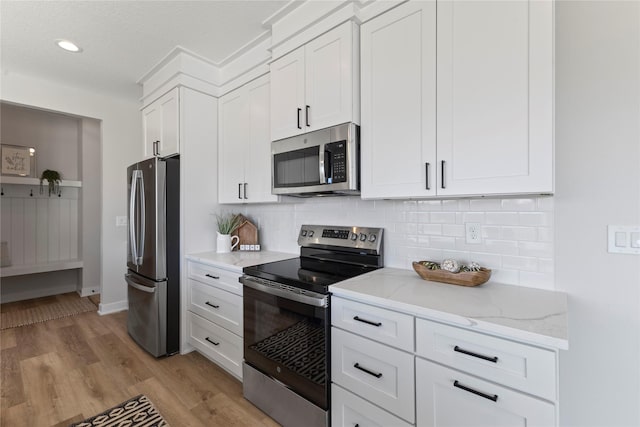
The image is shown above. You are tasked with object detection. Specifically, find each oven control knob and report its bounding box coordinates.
[369,234,377,243]
[351,233,358,241]
[301,230,307,237]
[308,231,314,237]
[359,233,367,241]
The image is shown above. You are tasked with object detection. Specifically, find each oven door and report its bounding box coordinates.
[242,276,329,410]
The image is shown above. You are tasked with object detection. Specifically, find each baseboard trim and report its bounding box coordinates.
[98,300,128,315]
[78,286,100,297]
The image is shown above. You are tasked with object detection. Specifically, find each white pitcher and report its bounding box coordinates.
[216,232,240,253]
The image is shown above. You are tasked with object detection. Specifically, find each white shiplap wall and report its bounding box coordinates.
[236,195,554,290]
[0,184,79,266]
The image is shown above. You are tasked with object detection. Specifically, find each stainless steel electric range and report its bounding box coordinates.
[240,225,384,427]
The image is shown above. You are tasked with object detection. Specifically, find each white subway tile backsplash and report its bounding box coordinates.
[462,212,485,223]
[501,226,537,241]
[243,195,555,289]
[429,212,457,224]
[429,236,457,250]
[485,212,519,225]
[501,198,537,211]
[417,200,442,211]
[470,198,502,211]
[442,224,465,237]
[502,255,538,272]
[484,239,519,255]
[519,212,553,227]
[518,241,554,258]
[418,223,442,235]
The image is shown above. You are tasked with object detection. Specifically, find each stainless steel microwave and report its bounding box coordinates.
[271,122,360,196]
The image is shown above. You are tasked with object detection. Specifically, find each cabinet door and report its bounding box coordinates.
[142,101,161,159]
[305,21,357,132]
[218,87,248,204]
[436,0,553,195]
[416,358,556,427]
[360,1,437,199]
[157,87,180,158]
[245,75,278,203]
[270,46,305,141]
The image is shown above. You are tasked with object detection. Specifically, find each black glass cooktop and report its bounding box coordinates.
[242,256,378,295]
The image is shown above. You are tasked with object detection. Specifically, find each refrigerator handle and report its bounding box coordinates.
[137,170,146,265]
[129,171,138,264]
[125,274,156,293]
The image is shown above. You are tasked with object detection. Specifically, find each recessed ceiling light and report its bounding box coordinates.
[55,39,82,53]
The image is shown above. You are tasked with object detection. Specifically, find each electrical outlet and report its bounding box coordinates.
[116,216,127,227]
[465,222,482,244]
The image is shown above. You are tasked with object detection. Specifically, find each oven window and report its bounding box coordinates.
[243,285,328,409]
[273,146,321,188]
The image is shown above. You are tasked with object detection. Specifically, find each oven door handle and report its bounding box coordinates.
[240,276,328,308]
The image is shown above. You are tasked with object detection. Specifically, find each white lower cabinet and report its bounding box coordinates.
[187,260,243,379]
[331,384,413,427]
[188,312,243,378]
[331,296,560,427]
[416,358,555,427]
[332,327,415,423]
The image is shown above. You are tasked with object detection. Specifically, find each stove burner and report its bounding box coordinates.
[249,319,326,385]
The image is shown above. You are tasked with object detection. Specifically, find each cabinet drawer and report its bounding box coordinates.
[189,279,242,336]
[332,297,414,352]
[188,261,242,296]
[331,384,413,427]
[416,357,555,427]
[188,312,243,379]
[416,319,556,401]
[332,328,414,423]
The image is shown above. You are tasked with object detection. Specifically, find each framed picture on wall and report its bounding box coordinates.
[1,144,36,177]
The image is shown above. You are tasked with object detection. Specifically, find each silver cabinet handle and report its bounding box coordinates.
[244,183,248,199]
[441,160,446,189]
[238,183,242,199]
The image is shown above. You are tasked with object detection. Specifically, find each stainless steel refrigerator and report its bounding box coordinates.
[125,156,179,357]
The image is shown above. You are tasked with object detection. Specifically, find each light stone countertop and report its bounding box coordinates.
[330,267,569,350]
[186,251,297,273]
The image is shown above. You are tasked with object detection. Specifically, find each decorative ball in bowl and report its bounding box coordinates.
[412,260,491,287]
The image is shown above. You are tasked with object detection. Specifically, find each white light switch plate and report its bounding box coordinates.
[608,225,640,254]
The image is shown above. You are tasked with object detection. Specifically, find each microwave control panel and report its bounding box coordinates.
[326,141,347,183]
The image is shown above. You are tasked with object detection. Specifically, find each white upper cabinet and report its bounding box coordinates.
[436,0,553,196]
[219,75,278,204]
[360,1,436,199]
[361,0,553,199]
[142,87,179,159]
[270,21,359,141]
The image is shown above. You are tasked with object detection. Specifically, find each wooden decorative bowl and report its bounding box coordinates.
[412,261,491,287]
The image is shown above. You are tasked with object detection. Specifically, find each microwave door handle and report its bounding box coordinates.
[318,143,326,184]
[324,150,333,182]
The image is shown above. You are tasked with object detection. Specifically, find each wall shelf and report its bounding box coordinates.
[0,176,82,187]
[0,260,84,278]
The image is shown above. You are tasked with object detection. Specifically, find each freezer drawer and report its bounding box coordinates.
[126,272,167,357]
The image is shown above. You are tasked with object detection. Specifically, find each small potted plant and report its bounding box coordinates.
[215,213,243,253]
[40,169,62,196]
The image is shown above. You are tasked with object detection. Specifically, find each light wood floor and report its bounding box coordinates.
[0,295,279,427]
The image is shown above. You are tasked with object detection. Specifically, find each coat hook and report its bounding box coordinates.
[30,189,33,197]
[1,187,4,196]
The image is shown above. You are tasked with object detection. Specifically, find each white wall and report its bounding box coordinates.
[1,71,142,313]
[555,2,640,426]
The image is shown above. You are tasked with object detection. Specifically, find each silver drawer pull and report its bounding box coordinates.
[205,337,219,346]
[205,301,220,309]
[453,345,498,363]
[353,316,382,327]
[453,380,498,402]
[353,362,382,378]
[205,273,220,280]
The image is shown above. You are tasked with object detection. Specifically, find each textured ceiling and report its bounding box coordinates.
[0,1,289,99]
